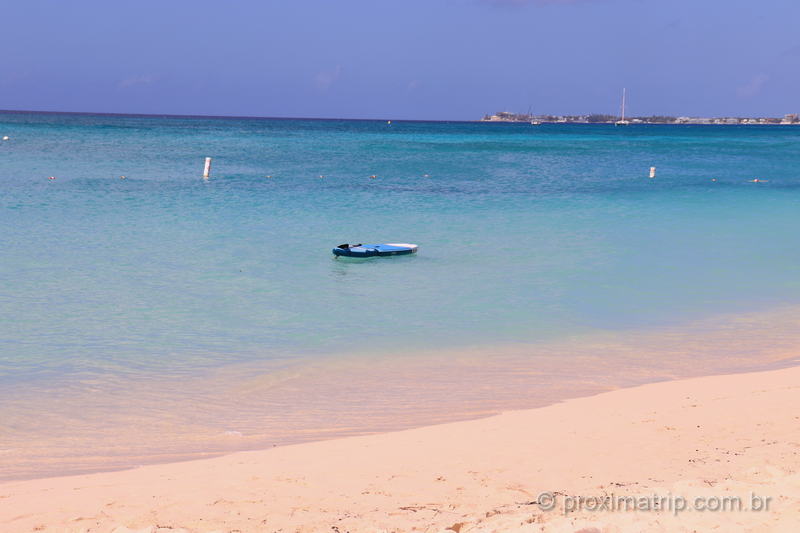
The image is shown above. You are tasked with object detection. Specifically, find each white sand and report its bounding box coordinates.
[2,365,799,532]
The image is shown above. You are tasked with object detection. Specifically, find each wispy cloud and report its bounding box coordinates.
[117,74,158,89]
[315,65,342,91]
[736,73,769,98]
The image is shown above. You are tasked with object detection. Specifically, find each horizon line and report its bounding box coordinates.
[2,108,797,124]
[0,108,476,124]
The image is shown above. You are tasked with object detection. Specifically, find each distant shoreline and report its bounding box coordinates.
[2,108,799,125]
[482,111,800,125]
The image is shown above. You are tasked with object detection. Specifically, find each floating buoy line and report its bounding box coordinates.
[36,158,774,185]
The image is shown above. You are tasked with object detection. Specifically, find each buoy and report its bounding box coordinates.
[203,157,212,178]
[649,166,656,179]
[387,120,392,125]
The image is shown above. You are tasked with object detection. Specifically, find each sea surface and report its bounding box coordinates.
[2,112,800,479]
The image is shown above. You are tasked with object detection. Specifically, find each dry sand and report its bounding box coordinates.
[2,365,799,532]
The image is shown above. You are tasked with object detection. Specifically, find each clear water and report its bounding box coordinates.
[3,112,800,478]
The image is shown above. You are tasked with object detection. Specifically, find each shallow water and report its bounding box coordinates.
[2,113,800,478]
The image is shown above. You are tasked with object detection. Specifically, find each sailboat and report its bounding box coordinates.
[526,105,541,125]
[615,88,630,126]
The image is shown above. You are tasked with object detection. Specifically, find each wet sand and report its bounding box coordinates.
[2,364,799,532]
[4,305,800,482]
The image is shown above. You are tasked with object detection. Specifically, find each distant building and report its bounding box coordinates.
[479,111,797,125]
[481,111,533,122]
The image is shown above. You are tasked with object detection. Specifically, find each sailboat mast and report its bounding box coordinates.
[621,88,626,122]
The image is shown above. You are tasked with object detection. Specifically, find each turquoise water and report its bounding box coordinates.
[3,112,800,477]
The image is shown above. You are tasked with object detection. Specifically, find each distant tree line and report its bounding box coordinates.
[586,114,617,123]
[482,112,800,124]
[641,116,677,123]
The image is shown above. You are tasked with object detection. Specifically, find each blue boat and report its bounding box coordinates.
[333,243,418,258]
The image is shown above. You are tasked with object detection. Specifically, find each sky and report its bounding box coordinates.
[2,0,799,120]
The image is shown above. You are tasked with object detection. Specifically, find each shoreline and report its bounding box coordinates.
[4,303,800,482]
[2,363,799,532]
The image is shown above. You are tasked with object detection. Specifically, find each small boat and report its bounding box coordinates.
[527,105,541,125]
[333,243,418,258]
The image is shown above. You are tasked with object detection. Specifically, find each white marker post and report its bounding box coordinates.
[649,166,656,179]
[203,157,212,179]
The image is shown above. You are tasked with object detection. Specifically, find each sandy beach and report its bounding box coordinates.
[2,364,798,532]
[5,2,800,532]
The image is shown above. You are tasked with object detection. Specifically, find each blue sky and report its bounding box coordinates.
[2,0,799,120]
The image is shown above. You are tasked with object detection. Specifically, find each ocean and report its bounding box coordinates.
[2,112,800,479]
